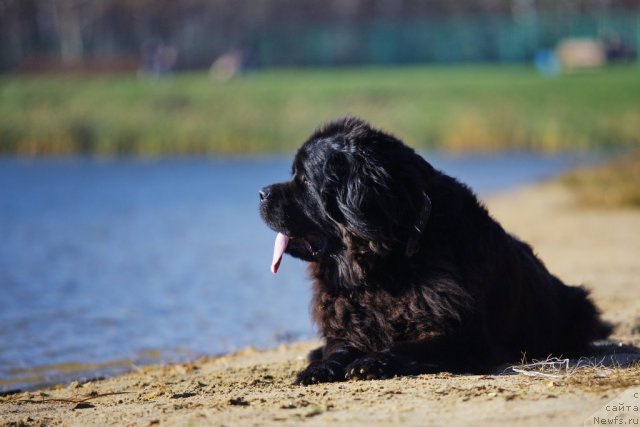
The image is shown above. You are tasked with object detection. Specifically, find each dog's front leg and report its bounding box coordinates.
[294,339,362,385]
[345,337,487,381]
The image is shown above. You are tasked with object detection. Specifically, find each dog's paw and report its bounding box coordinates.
[345,354,397,381]
[294,362,344,385]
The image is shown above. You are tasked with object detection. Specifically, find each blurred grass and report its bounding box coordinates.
[1,65,639,156]
[563,152,640,208]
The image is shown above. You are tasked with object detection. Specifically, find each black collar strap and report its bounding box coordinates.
[405,192,432,257]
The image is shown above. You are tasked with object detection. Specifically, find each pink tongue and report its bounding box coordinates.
[271,233,290,274]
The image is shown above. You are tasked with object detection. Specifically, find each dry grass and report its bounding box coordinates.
[563,152,640,208]
[509,356,640,393]
[562,363,640,392]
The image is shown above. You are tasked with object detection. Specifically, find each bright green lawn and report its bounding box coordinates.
[1,65,639,155]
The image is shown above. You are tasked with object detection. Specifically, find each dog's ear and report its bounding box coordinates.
[328,148,423,285]
[314,118,435,269]
[333,149,403,255]
[328,142,434,259]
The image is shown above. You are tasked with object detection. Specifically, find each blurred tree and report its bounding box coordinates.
[0,0,637,71]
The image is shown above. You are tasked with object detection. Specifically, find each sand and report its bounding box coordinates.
[2,180,639,427]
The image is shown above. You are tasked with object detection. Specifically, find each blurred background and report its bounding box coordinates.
[1,0,639,392]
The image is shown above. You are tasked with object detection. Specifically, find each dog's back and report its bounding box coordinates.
[424,169,611,364]
[482,232,612,362]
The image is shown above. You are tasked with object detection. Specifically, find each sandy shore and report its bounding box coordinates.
[2,180,640,427]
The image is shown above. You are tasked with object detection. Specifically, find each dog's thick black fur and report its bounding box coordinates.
[259,117,611,385]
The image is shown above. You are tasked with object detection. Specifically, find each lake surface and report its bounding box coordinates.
[0,153,597,392]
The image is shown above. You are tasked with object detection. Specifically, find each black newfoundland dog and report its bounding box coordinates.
[259,117,611,385]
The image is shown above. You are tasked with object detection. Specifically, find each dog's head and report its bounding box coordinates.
[260,117,434,283]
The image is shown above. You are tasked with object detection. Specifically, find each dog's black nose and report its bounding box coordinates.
[259,186,271,202]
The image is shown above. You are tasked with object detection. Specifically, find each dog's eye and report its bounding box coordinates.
[296,174,307,185]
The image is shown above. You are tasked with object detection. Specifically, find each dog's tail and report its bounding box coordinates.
[560,283,613,353]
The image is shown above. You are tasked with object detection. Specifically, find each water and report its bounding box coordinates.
[0,152,596,392]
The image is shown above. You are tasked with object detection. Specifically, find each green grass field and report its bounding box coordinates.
[1,65,639,155]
